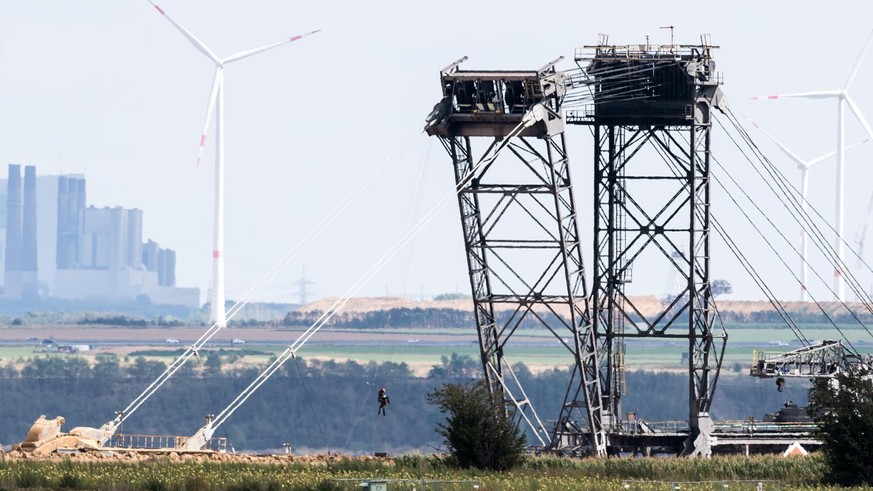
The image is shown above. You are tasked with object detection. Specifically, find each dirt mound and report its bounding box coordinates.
[299,295,772,317]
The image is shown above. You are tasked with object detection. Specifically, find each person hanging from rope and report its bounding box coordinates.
[377,387,390,416]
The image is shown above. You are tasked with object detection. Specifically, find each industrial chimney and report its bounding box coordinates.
[4,165,22,297]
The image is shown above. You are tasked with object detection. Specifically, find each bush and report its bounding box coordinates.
[427,381,526,471]
[808,370,873,486]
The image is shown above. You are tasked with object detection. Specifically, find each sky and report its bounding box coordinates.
[2,1,873,305]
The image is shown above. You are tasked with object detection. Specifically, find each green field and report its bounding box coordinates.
[2,325,870,373]
[0,346,51,361]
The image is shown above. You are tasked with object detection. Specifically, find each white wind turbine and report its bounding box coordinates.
[750,120,869,301]
[146,1,319,326]
[752,30,873,301]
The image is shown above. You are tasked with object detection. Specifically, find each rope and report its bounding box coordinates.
[342,281,395,449]
[115,128,423,426]
[292,356,330,452]
[207,106,545,433]
[192,349,233,450]
[709,148,862,352]
[715,112,873,347]
[722,109,873,314]
[339,142,433,449]
[648,115,869,352]
[645,126,810,345]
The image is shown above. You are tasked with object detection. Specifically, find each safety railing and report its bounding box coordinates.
[106,433,228,453]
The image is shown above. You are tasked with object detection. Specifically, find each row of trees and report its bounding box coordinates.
[2,302,871,328]
[281,306,873,329]
[14,353,872,483]
[0,353,810,452]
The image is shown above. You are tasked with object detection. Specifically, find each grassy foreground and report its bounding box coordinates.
[0,453,856,491]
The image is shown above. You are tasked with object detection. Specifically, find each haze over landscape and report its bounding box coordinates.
[3,5,873,485]
[2,1,873,305]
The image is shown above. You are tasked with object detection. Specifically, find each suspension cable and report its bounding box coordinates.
[646,128,811,346]
[722,109,873,314]
[203,106,548,437]
[716,111,873,345]
[292,356,330,452]
[112,129,424,428]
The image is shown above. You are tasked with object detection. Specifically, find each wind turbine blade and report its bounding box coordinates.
[746,118,808,167]
[845,30,873,90]
[146,0,221,64]
[749,90,841,100]
[223,30,321,64]
[806,150,838,167]
[846,95,873,142]
[807,137,872,167]
[196,68,222,168]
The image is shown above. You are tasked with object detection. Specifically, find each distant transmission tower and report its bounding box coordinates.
[290,268,316,305]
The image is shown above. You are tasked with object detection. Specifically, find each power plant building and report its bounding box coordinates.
[2,164,199,307]
[4,164,39,298]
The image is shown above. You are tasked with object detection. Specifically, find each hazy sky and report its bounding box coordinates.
[2,1,873,304]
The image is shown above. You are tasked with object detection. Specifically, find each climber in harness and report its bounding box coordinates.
[377,387,390,416]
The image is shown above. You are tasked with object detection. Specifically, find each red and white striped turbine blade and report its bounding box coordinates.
[196,68,222,167]
[223,29,321,64]
[749,90,841,100]
[145,0,221,64]
[743,115,808,167]
[807,136,871,167]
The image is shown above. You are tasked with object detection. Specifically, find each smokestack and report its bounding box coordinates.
[5,164,21,273]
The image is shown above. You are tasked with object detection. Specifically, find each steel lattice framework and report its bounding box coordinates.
[570,38,728,456]
[752,340,873,379]
[426,58,606,454]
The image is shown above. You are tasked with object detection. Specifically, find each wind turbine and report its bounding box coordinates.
[752,30,873,301]
[749,119,869,301]
[146,1,319,326]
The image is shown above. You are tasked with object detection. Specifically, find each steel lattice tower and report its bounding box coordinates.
[569,36,727,456]
[425,58,607,453]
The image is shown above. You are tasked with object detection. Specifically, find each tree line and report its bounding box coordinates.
[0,354,808,452]
[281,306,873,329]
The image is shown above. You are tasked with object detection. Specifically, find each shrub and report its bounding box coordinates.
[427,380,526,471]
[808,370,873,486]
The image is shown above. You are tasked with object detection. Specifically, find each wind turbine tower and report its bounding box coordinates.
[146,1,319,326]
[750,121,868,301]
[753,30,873,301]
